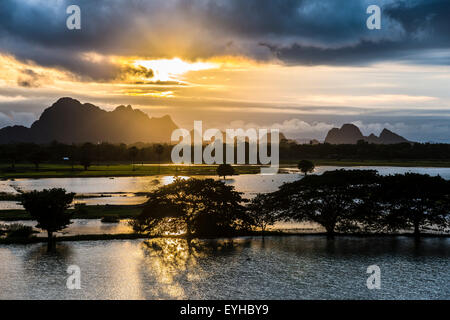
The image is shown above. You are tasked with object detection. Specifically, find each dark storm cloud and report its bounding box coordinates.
[384,0,450,38]
[258,0,450,65]
[0,0,449,78]
[261,40,425,66]
[122,66,154,79]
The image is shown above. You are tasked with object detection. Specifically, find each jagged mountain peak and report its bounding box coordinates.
[0,98,178,144]
[325,123,411,144]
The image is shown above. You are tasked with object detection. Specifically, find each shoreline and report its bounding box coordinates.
[1,231,450,245]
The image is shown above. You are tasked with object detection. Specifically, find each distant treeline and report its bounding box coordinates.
[1,140,450,168]
[281,140,450,160]
[0,142,171,169]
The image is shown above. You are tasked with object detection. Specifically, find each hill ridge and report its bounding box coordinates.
[324,123,410,144]
[0,97,178,144]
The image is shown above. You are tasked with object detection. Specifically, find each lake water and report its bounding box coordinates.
[1,166,449,300]
[2,166,450,210]
[0,236,448,300]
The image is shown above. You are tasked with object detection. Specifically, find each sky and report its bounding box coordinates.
[0,0,450,142]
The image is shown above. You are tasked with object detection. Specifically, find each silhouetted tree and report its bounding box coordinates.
[131,178,248,237]
[68,144,76,171]
[273,170,380,236]
[80,156,92,171]
[374,173,450,237]
[298,160,315,176]
[217,163,235,179]
[79,143,94,170]
[28,149,48,171]
[21,188,75,252]
[4,145,18,169]
[128,146,138,171]
[247,194,279,236]
[154,144,164,174]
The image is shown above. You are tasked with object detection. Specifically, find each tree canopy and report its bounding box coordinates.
[270,170,380,236]
[256,169,450,237]
[217,164,235,179]
[131,178,249,237]
[297,160,315,176]
[247,193,279,235]
[21,188,75,251]
[373,173,450,236]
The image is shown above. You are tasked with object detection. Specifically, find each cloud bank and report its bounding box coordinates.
[0,0,449,79]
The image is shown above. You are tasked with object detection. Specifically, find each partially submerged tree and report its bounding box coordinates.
[21,188,75,252]
[375,173,450,237]
[131,178,249,237]
[297,160,315,176]
[273,170,380,236]
[217,163,235,180]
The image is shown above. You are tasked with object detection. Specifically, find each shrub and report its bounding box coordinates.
[101,215,120,223]
[217,164,235,179]
[3,223,36,238]
[74,203,88,215]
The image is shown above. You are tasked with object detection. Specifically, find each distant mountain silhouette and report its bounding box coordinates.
[0,98,178,144]
[324,123,410,144]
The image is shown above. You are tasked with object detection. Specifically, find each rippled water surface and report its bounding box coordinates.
[0,236,448,300]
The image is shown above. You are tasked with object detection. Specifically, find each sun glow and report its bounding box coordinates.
[133,58,217,82]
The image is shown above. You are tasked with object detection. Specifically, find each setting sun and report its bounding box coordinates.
[133,58,218,82]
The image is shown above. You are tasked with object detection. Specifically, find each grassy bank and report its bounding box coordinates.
[0,204,143,221]
[2,160,450,179]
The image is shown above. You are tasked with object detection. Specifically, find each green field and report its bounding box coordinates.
[1,160,450,179]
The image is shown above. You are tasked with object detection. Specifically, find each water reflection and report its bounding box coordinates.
[2,243,73,300]
[0,236,449,299]
[137,238,249,299]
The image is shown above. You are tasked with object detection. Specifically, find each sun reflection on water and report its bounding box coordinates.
[136,238,245,299]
